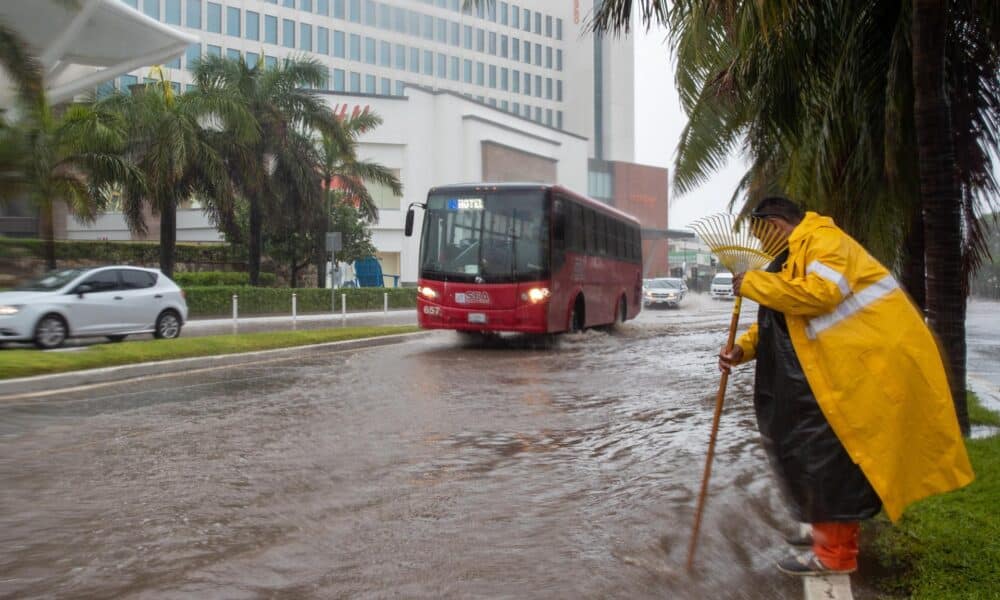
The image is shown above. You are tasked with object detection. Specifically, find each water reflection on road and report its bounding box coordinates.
[0,296,927,599]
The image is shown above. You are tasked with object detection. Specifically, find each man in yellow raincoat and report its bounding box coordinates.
[718,197,974,576]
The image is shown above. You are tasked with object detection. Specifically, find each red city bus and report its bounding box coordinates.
[404,183,643,334]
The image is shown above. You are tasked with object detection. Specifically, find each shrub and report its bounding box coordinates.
[183,286,417,317]
[172,271,276,287]
[0,238,246,264]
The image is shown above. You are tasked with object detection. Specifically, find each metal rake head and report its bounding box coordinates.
[690,214,789,274]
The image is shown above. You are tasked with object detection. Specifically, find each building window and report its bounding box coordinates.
[185,43,200,70]
[380,41,391,67]
[247,51,259,66]
[368,169,401,209]
[406,8,417,33]
[545,15,552,37]
[395,80,405,96]
[546,77,552,99]
[500,67,508,90]
[226,7,240,37]
[350,34,361,60]
[476,62,484,86]
[436,53,446,78]
[489,31,496,55]
[546,46,552,69]
[334,30,346,57]
[265,15,278,44]
[409,47,420,73]
[501,100,508,111]
[143,0,159,20]
[246,11,260,41]
[557,110,563,129]
[333,68,345,90]
[449,56,459,80]
[463,59,472,83]
[512,101,519,114]
[534,12,541,34]
[535,74,541,97]
[350,72,361,92]
[206,2,221,33]
[349,0,360,23]
[300,0,312,12]
[318,26,329,54]
[395,43,406,69]
[364,0,375,25]
[421,49,432,75]
[534,43,542,66]
[207,44,221,57]
[557,80,562,101]
[476,28,484,52]
[365,74,376,94]
[227,48,241,61]
[463,26,472,49]
[512,69,520,93]
[282,0,293,7]
[450,22,459,46]
[488,64,496,88]
[300,23,312,51]
[393,6,406,32]
[318,0,329,16]
[186,0,201,28]
[535,106,542,121]
[556,18,563,40]
[436,18,446,43]
[523,71,530,95]
[522,8,530,31]
[381,77,391,95]
[487,0,496,22]
[364,37,375,64]
[512,37,519,61]
[500,35,508,58]
[499,1,507,25]
[511,3,519,28]
[265,55,277,69]
[334,0,345,19]
[165,0,181,24]
[283,19,295,48]
[557,49,562,71]
[523,40,530,63]
[423,15,434,40]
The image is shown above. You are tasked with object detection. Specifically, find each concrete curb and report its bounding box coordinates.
[804,575,854,600]
[0,331,431,401]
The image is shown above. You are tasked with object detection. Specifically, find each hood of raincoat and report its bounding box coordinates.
[736,212,974,522]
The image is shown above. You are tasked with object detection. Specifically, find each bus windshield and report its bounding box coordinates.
[419,190,549,283]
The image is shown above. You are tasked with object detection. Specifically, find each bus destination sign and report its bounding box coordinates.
[447,197,484,211]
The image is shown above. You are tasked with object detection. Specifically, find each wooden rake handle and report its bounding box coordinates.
[686,296,743,571]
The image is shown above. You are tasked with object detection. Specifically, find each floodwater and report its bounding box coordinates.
[6,295,992,599]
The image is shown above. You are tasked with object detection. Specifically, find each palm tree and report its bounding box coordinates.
[98,70,253,277]
[194,54,343,286]
[588,0,1000,434]
[314,112,402,287]
[0,22,43,116]
[0,100,143,270]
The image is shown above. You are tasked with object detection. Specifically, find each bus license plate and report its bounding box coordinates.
[468,312,487,324]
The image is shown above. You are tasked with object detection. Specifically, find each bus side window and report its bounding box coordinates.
[551,196,566,269]
[583,208,594,254]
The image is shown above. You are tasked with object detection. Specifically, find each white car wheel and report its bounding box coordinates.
[34,315,67,349]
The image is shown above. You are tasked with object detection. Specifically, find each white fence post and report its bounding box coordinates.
[341,293,346,325]
[292,293,297,322]
[383,292,388,314]
[232,294,238,324]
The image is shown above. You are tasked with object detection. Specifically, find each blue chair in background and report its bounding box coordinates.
[354,257,384,287]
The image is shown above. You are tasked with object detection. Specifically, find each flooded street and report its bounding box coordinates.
[2,297,994,599]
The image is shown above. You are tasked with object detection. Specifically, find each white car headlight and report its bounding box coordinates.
[0,305,21,315]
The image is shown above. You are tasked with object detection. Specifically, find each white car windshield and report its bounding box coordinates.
[647,279,681,290]
[15,268,88,291]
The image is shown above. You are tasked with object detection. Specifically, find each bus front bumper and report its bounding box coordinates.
[417,299,550,334]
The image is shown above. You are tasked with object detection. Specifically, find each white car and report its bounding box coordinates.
[643,277,687,308]
[710,272,735,300]
[0,266,188,349]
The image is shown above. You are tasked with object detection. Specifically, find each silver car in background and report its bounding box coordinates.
[643,277,687,308]
[0,266,188,349]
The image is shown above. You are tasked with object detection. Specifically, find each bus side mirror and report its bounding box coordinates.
[404,207,415,237]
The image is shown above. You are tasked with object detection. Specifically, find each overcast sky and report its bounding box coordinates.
[632,25,748,231]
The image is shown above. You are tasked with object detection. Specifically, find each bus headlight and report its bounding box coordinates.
[521,287,550,303]
[418,286,437,300]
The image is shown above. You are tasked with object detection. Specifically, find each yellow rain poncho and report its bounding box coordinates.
[736,212,974,522]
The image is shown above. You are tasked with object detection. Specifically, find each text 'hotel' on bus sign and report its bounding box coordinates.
[447,198,484,211]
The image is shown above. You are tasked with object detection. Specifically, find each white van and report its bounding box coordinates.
[710,272,735,300]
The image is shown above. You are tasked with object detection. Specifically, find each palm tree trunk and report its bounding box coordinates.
[159,198,177,278]
[249,194,262,286]
[912,0,969,435]
[40,197,56,271]
[901,204,926,311]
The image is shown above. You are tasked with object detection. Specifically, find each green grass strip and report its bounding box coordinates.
[867,392,1000,599]
[0,325,420,380]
